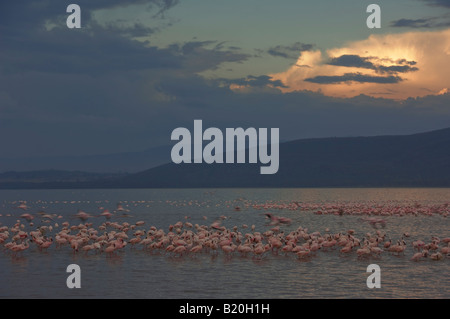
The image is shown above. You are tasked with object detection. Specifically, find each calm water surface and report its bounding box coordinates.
[0,188,449,299]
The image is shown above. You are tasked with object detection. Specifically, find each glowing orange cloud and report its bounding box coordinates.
[270,29,450,100]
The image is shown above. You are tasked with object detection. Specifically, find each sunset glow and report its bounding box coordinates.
[271,29,450,99]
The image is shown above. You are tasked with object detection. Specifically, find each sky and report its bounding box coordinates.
[1,0,450,161]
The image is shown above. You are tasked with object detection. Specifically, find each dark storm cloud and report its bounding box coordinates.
[0,0,185,75]
[267,42,315,59]
[391,17,450,28]
[216,75,287,91]
[102,22,158,37]
[304,73,403,84]
[59,0,180,11]
[0,0,253,158]
[167,41,251,72]
[1,0,450,162]
[2,30,248,76]
[328,55,376,69]
[1,67,450,159]
[327,55,418,74]
[1,26,183,75]
[0,1,249,76]
[377,65,419,73]
[0,0,179,30]
[391,0,450,28]
[391,18,434,28]
[239,75,287,88]
[421,0,450,7]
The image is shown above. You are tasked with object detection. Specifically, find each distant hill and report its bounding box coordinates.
[0,145,172,174]
[1,127,450,189]
[0,170,126,189]
[111,127,450,188]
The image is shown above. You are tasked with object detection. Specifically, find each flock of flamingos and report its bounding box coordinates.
[0,200,449,263]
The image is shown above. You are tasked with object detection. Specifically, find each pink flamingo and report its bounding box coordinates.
[430,252,443,260]
[17,203,29,210]
[221,244,234,256]
[356,246,371,258]
[340,244,353,254]
[99,210,113,219]
[173,245,186,256]
[252,244,265,259]
[190,244,203,255]
[20,214,34,222]
[263,213,292,225]
[237,244,252,256]
[70,239,79,253]
[297,249,310,259]
[82,244,94,254]
[411,252,425,261]
[39,238,53,251]
[10,240,30,255]
[105,243,116,256]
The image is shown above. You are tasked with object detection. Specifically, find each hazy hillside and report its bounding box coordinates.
[0,170,126,189]
[1,127,449,189]
[112,127,450,188]
[0,145,172,174]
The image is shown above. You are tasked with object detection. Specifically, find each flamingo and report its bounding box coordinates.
[0,201,448,267]
[263,213,292,225]
[70,240,79,253]
[10,240,30,254]
[309,242,321,252]
[237,244,252,256]
[105,243,116,256]
[356,246,371,258]
[340,244,353,254]
[82,244,95,254]
[20,214,34,222]
[297,249,310,259]
[55,236,68,248]
[75,211,92,222]
[173,245,186,256]
[99,210,113,219]
[39,238,53,251]
[269,237,283,252]
[430,252,443,260]
[252,243,266,259]
[17,203,29,210]
[221,244,234,256]
[190,244,203,255]
[411,252,425,261]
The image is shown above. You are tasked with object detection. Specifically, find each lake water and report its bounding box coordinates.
[0,188,449,299]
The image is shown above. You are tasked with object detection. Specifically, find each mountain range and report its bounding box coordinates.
[0,145,172,174]
[1,127,449,189]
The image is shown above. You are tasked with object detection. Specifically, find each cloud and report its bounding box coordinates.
[0,1,187,75]
[1,0,450,163]
[328,55,375,69]
[2,58,450,159]
[391,18,434,28]
[101,22,158,37]
[0,4,250,76]
[271,29,450,99]
[267,42,315,60]
[421,0,450,7]
[218,75,287,94]
[390,0,450,29]
[327,55,419,74]
[305,73,403,84]
[167,41,251,73]
[0,0,180,30]
[0,0,254,157]
[0,27,183,75]
[391,17,450,28]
